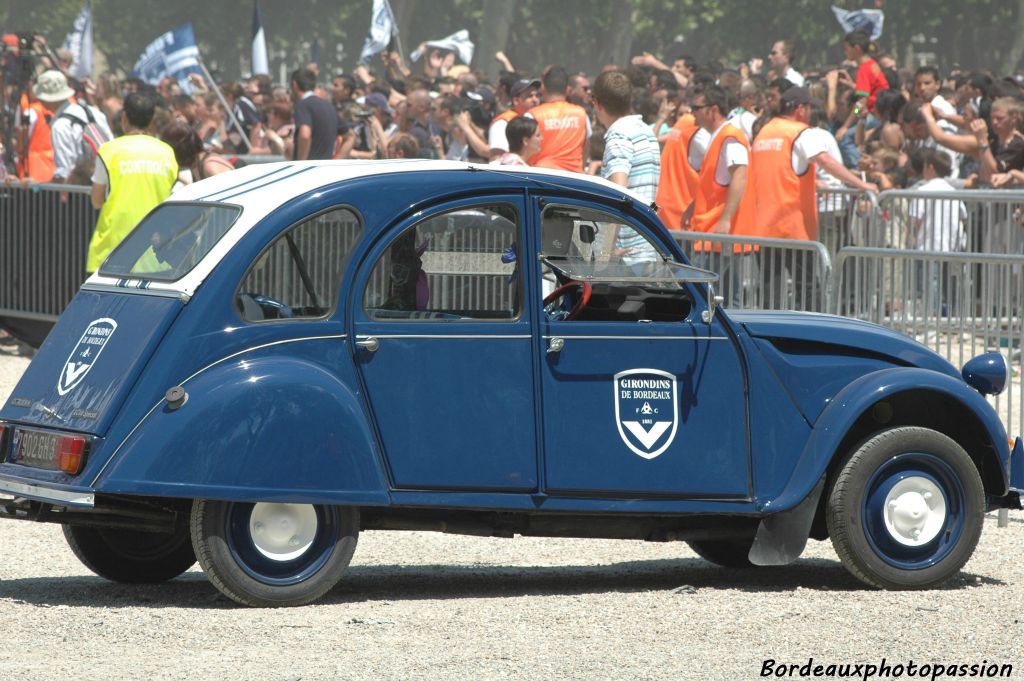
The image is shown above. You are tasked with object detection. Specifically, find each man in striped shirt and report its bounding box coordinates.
[593,70,661,271]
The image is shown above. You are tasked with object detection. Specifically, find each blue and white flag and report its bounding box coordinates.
[131,23,203,93]
[831,5,884,41]
[62,3,93,80]
[409,29,474,66]
[252,1,269,75]
[359,0,398,64]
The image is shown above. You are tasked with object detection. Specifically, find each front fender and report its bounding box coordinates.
[95,356,390,504]
[761,367,1010,513]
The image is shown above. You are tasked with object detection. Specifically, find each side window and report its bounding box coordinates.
[364,204,519,321]
[540,205,691,323]
[236,207,362,321]
[541,205,663,274]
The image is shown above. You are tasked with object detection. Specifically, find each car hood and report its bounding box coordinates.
[730,310,962,422]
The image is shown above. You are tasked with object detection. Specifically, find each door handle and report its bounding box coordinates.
[355,337,380,352]
[547,337,565,354]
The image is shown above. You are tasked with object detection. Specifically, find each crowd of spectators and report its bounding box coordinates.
[6,30,1024,253]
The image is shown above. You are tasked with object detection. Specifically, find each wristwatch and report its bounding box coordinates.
[978,143,990,152]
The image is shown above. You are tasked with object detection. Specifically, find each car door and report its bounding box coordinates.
[533,198,751,498]
[351,197,538,491]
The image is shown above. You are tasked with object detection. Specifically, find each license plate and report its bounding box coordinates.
[12,429,60,470]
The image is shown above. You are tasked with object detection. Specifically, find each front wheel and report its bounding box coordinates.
[63,521,196,583]
[190,500,358,607]
[826,427,984,590]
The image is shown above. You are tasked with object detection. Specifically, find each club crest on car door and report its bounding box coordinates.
[57,318,117,396]
[614,368,678,460]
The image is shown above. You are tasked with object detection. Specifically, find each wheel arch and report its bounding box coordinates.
[94,356,390,505]
[765,368,1010,522]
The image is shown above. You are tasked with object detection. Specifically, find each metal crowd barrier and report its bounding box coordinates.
[832,247,1024,437]
[672,232,833,312]
[816,187,1024,254]
[0,182,94,328]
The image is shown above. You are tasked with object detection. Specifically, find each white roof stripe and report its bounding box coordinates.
[85,159,650,298]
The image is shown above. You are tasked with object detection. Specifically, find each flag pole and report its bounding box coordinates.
[198,59,253,152]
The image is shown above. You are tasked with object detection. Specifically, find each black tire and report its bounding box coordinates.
[687,539,755,568]
[826,426,984,590]
[63,522,196,583]
[191,499,358,607]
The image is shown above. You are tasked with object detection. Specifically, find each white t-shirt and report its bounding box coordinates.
[931,94,959,134]
[784,67,805,87]
[791,127,834,175]
[488,118,510,152]
[686,127,712,171]
[909,177,967,251]
[698,122,748,185]
[728,109,757,143]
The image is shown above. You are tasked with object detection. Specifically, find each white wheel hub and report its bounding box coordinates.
[883,476,946,546]
[249,503,318,561]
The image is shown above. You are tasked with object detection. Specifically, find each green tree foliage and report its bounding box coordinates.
[5,0,1024,83]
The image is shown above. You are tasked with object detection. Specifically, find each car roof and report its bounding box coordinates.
[85,160,653,298]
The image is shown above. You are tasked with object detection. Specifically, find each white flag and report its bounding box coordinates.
[252,0,269,75]
[62,4,93,80]
[409,29,474,66]
[831,6,884,41]
[359,0,398,64]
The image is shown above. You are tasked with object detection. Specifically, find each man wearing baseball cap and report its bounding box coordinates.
[736,86,877,305]
[33,70,112,184]
[487,78,540,161]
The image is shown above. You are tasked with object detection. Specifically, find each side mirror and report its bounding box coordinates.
[701,284,724,324]
[578,223,596,244]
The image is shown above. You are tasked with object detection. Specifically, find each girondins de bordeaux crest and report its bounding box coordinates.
[57,318,117,396]
[614,368,678,459]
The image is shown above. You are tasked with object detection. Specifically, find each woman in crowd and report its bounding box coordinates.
[490,115,542,166]
[160,121,234,191]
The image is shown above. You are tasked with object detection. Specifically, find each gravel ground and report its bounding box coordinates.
[0,344,1022,681]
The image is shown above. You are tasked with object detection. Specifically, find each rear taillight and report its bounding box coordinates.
[56,435,87,475]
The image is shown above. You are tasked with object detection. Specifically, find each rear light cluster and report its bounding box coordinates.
[57,435,88,475]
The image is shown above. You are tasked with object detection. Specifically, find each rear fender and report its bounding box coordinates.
[760,367,1010,513]
[94,356,389,504]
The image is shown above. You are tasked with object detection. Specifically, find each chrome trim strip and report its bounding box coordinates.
[81,283,189,301]
[541,335,729,341]
[90,334,346,486]
[0,478,95,507]
[357,334,532,340]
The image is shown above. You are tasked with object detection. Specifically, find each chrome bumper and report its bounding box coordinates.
[0,476,95,507]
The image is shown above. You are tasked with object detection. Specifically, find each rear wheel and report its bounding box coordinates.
[827,427,984,589]
[191,500,358,607]
[687,539,755,568]
[63,522,196,583]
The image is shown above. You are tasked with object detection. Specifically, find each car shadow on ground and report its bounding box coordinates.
[0,557,1003,609]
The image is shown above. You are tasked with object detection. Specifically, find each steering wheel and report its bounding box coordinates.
[543,280,592,321]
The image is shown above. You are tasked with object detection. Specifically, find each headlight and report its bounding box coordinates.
[961,352,1009,396]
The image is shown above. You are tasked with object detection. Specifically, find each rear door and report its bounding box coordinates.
[351,196,538,491]
[533,198,752,498]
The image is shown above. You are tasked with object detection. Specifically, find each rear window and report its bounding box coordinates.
[100,203,241,281]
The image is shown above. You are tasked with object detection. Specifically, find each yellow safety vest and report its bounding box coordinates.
[88,134,177,273]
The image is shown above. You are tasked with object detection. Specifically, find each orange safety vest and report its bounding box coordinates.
[736,116,818,241]
[691,122,748,233]
[18,98,55,183]
[490,109,518,128]
[527,100,588,172]
[655,113,700,231]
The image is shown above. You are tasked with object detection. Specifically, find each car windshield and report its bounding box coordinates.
[99,202,242,281]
